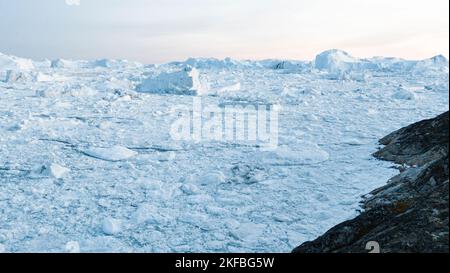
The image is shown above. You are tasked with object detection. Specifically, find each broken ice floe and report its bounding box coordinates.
[0,52,34,71]
[102,218,122,235]
[230,164,267,184]
[81,145,138,162]
[65,241,80,253]
[180,183,201,195]
[197,171,226,186]
[392,87,416,100]
[136,66,207,95]
[156,151,176,162]
[33,163,70,179]
[264,142,330,165]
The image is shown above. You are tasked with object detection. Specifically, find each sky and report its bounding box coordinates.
[0,0,448,64]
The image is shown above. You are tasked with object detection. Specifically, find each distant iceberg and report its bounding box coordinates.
[313,49,449,77]
[0,52,35,71]
[136,66,208,95]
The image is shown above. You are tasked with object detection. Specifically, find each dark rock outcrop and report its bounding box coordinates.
[293,112,449,253]
[373,112,448,166]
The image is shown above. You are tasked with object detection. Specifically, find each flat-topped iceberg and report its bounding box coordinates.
[314,49,449,76]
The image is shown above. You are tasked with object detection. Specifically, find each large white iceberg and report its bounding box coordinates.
[314,49,358,72]
[0,52,35,72]
[413,55,449,74]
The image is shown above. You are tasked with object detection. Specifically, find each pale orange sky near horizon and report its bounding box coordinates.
[0,0,448,63]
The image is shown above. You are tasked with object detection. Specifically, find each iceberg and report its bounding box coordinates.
[0,52,35,71]
[136,66,207,95]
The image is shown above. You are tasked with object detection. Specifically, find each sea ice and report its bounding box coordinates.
[268,143,330,165]
[157,151,176,162]
[136,66,207,95]
[180,183,201,195]
[35,163,70,179]
[0,49,448,253]
[0,52,34,71]
[65,241,81,253]
[197,171,226,186]
[81,145,138,162]
[392,88,416,100]
[102,218,122,235]
[132,204,160,225]
[314,49,358,73]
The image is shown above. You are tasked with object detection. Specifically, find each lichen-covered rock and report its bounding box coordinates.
[293,112,449,253]
[373,112,448,166]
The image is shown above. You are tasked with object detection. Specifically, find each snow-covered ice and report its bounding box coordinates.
[392,87,416,100]
[136,66,207,95]
[37,163,70,179]
[0,50,448,252]
[81,146,138,162]
[102,218,123,235]
[65,241,80,253]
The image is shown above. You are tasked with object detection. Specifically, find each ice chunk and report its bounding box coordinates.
[231,223,266,242]
[139,179,163,191]
[272,60,308,71]
[89,58,142,69]
[413,55,449,74]
[69,86,98,97]
[0,52,35,71]
[197,171,226,185]
[266,142,330,165]
[36,88,61,98]
[102,218,122,235]
[157,151,176,162]
[3,70,33,83]
[180,183,200,195]
[136,66,207,95]
[392,88,415,100]
[174,57,247,69]
[51,59,73,68]
[36,163,70,179]
[230,164,267,184]
[132,204,160,225]
[216,82,241,94]
[34,72,67,82]
[0,244,5,253]
[315,49,358,72]
[82,145,138,162]
[65,241,80,253]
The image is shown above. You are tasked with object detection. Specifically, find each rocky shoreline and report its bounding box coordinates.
[293,112,449,253]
